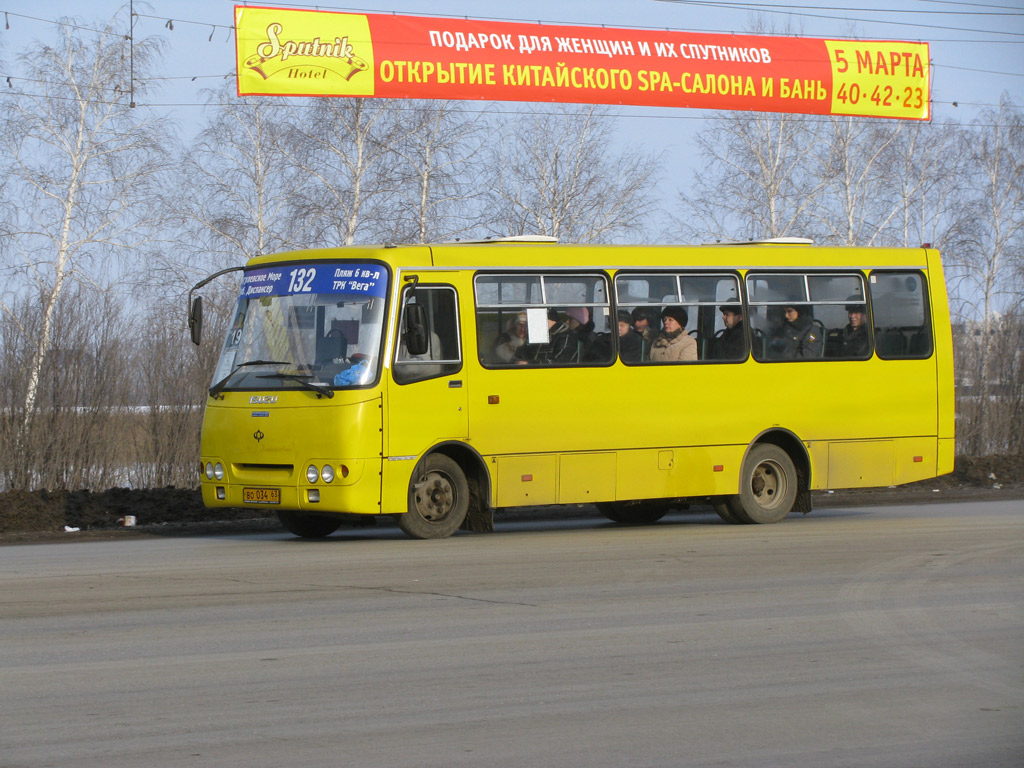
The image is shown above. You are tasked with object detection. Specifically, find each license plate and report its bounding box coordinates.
[243,487,280,505]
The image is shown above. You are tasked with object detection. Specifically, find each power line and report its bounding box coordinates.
[917,0,1024,10]
[2,5,1020,93]
[943,63,1024,77]
[0,85,1011,117]
[133,12,236,42]
[5,4,1024,45]
[655,0,1024,16]
[195,1,1024,39]
[0,9,121,38]
[652,0,1024,37]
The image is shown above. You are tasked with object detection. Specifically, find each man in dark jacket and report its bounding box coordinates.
[515,309,577,363]
[630,307,658,360]
[769,305,823,359]
[713,304,746,360]
[617,310,643,362]
[840,300,871,357]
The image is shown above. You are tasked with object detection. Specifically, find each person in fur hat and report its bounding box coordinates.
[649,306,697,362]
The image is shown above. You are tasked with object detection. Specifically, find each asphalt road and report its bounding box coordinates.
[2,501,1022,768]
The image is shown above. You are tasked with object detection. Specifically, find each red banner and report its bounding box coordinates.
[235,6,930,121]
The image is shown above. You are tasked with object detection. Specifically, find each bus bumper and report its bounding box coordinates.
[199,457,383,517]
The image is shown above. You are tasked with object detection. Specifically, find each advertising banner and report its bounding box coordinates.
[235,6,930,121]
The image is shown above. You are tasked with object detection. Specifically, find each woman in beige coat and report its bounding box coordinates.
[649,306,697,362]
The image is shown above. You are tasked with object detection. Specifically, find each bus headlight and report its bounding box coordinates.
[306,465,320,484]
[213,462,225,481]
[321,464,335,483]
[205,462,214,480]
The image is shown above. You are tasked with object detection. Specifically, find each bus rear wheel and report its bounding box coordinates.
[722,444,798,524]
[399,454,469,539]
[277,511,342,538]
[596,500,671,525]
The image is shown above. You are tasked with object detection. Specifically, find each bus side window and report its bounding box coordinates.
[475,272,613,368]
[749,272,869,361]
[869,271,932,359]
[394,286,462,384]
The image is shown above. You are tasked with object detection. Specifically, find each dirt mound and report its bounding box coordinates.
[0,487,273,535]
[1,454,1021,538]
[949,454,1024,487]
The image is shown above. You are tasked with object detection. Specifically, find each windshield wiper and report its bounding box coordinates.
[208,360,293,399]
[256,372,334,399]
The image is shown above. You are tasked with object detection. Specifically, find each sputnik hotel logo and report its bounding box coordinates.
[235,7,375,96]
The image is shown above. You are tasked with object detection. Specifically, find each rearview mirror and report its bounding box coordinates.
[189,296,203,346]
[403,302,429,356]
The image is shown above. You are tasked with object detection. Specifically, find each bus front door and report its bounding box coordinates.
[382,283,468,513]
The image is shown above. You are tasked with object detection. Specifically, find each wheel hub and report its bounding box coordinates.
[751,462,783,508]
[415,473,455,521]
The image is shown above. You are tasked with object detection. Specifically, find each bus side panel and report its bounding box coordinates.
[495,454,558,507]
[938,437,955,478]
[615,446,742,500]
[559,452,616,504]
[827,440,895,488]
[926,249,956,475]
[471,357,941,502]
[894,436,941,485]
[380,458,414,515]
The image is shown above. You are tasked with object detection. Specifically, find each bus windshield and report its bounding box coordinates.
[210,262,389,393]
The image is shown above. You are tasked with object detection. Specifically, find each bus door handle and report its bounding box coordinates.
[448,380,463,388]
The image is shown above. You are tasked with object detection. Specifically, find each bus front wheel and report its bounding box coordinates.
[277,511,342,538]
[400,454,470,539]
[719,444,798,524]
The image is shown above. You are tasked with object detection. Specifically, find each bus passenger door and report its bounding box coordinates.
[384,282,468,484]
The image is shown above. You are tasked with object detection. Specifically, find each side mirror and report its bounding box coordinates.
[403,302,429,356]
[189,296,203,346]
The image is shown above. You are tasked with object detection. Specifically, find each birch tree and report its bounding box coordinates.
[284,98,415,245]
[385,100,485,244]
[880,119,968,249]
[805,117,908,245]
[482,105,661,243]
[0,16,168,477]
[945,97,1024,452]
[181,82,301,268]
[679,112,823,241]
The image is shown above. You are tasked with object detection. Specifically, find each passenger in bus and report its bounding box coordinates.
[649,306,697,362]
[841,299,870,357]
[515,309,577,364]
[630,307,658,359]
[617,310,643,362]
[396,327,444,381]
[566,306,609,362]
[316,328,348,365]
[713,304,745,359]
[493,312,527,363]
[566,307,592,341]
[769,305,823,359]
[547,309,580,363]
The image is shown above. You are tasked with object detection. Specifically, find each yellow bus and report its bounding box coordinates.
[189,239,954,539]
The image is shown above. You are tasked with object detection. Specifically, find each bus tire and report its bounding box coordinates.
[729,444,798,524]
[712,498,747,524]
[596,501,671,525]
[400,454,470,539]
[277,511,342,538]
